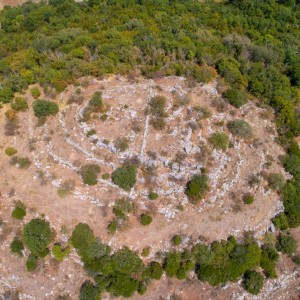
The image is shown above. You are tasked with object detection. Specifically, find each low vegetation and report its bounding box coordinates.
[32,100,59,117]
[112,164,137,191]
[185,174,209,203]
[80,164,101,186]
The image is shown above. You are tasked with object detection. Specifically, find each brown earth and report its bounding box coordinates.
[0,75,299,299]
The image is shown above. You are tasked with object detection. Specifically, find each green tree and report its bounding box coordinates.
[23,218,52,257]
[242,270,264,295]
[185,174,208,203]
[32,100,59,117]
[112,164,136,191]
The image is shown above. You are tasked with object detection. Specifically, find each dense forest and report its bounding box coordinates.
[1,0,300,299]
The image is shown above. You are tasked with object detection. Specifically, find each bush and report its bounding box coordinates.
[150,95,168,130]
[10,237,24,256]
[26,254,38,272]
[148,191,158,200]
[266,173,286,191]
[32,100,59,117]
[112,164,136,191]
[12,201,26,219]
[208,132,229,151]
[0,86,14,103]
[185,174,209,203]
[5,147,17,156]
[242,270,264,295]
[244,194,254,205]
[80,281,100,300]
[23,218,52,257]
[272,213,289,230]
[144,261,163,280]
[89,92,103,111]
[141,246,151,257]
[80,164,100,186]
[52,244,71,262]
[228,119,252,138]
[223,88,248,108]
[140,214,152,226]
[107,221,117,234]
[102,173,110,180]
[86,129,96,137]
[172,235,182,246]
[115,137,129,152]
[11,97,28,111]
[31,87,41,99]
[18,157,31,169]
[276,233,297,256]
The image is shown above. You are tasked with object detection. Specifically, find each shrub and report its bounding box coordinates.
[150,95,168,130]
[223,88,248,108]
[31,87,41,99]
[272,213,289,230]
[80,281,100,300]
[260,245,279,278]
[140,214,152,226]
[172,235,182,246]
[23,218,52,257]
[10,237,24,256]
[86,129,96,137]
[5,147,17,156]
[144,261,163,280]
[32,100,59,117]
[89,92,103,111]
[185,174,209,203]
[26,254,38,272]
[242,270,264,295]
[18,157,31,169]
[107,221,117,235]
[11,97,28,111]
[138,283,147,295]
[115,137,129,152]
[141,246,151,257]
[164,252,181,277]
[12,201,26,219]
[57,180,74,198]
[208,132,229,151]
[112,164,136,191]
[148,191,158,200]
[276,233,297,256]
[266,173,286,191]
[228,119,252,138]
[0,86,14,103]
[80,164,100,186]
[244,194,254,205]
[52,244,71,262]
[102,173,110,180]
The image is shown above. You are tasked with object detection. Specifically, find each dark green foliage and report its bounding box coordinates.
[266,173,286,191]
[223,88,248,108]
[10,237,24,256]
[112,164,136,191]
[32,100,59,117]
[12,201,26,219]
[80,164,100,186]
[23,218,52,257]
[208,132,229,151]
[164,252,181,277]
[144,261,163,280]
[272,213,289,230]
[140,214,152,226]
[0,87,14,103]
[89,92,103,111]
[172,235,182,246]
[149,96,167,130]
[194,237,262,286]
[80,281,100,300]
[107,221,117,235]
[244,194,254,205]
[5,147,17,156]
[242,270,264,295]
[228,120,252,138]
[18,157,31,169]
[148,191,158,200]
[11,97,28,111]
[260,245,279,278]
[107,273,139,298]
[31,87,41,99]
[185,174,209,203]
[26,254,38,272]
[276,233,297,256]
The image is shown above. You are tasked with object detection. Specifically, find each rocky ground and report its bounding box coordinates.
[0,75,299,299]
